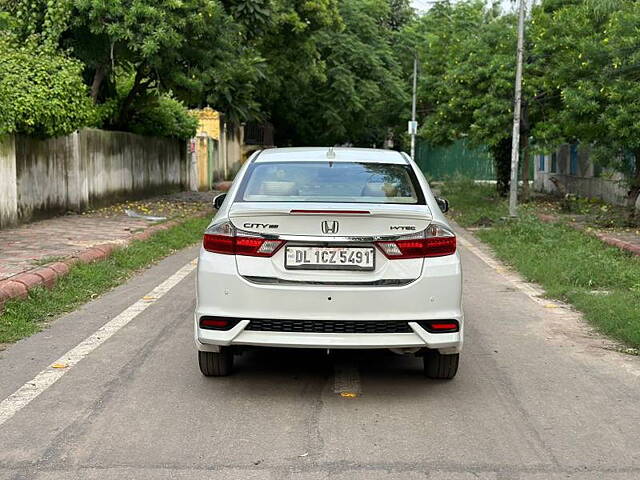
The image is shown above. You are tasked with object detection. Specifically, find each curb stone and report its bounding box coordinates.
[33,268,57,288]
[594,233,640,256]
[536,213,640,257]
[12,273,43,290]
[0,281,29,310]
[0,216,202,313]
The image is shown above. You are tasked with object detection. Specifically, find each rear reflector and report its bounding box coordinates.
[417,320,459,333]
[199,317,238,330]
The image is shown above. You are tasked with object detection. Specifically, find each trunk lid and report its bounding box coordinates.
[230,203,431,283]
[229,202,432,237]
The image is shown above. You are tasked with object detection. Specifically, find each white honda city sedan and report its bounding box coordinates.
[195,147,463,378]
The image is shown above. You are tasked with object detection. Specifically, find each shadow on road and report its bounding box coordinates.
[196,348,450,399]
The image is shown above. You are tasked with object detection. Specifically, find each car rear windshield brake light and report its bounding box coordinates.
[203,222,284,257]
[376,224,456,259]
[289,210,371,215]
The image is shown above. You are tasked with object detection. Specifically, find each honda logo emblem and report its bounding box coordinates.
[321,220,339,234]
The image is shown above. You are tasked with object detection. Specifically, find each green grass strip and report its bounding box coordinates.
[441,179,640,349]
[0,216,210,344]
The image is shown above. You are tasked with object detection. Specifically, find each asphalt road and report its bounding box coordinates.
[1,229,639,480]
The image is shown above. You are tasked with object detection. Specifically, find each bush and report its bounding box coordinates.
[128,95,198,139]
[0,38,96,137]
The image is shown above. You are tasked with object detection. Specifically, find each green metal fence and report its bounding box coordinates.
[415,139,495,181]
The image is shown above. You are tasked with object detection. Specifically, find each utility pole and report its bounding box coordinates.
[508,0,526,217]
[409,55,418,161]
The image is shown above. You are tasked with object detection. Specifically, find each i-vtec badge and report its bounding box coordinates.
[390,225,416,231]
[243,223,278,229]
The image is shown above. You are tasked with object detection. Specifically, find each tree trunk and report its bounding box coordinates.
[491,137,512,197]
[520,100,530,202]
[521,133,530,202]
[629,149,640,213]
[116,68,147,128]
[90,64,108,103]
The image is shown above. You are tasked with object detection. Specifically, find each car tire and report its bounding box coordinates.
[198,349,233,377]
[423,350,459,379]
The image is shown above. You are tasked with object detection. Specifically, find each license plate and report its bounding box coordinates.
[285,246,375,271]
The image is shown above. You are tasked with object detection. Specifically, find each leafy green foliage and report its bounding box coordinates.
[407,1,518,194]
[0,0,73,48]
[264,0,407,146]
[0,36,95,137]
[409,0,640,204]
[0,0,413,142]
[128,95,198,139]
[531,0,640,205]
[222,0,274,37]
[68,0,265,127]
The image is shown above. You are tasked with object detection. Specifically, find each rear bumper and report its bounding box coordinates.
[195,320,462,352]
[195,248,463,353]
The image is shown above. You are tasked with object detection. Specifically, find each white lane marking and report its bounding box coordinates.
[0,259,197,427]
[333,362,361,396]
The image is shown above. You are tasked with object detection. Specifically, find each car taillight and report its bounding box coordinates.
[376,224,456,259]
[203,222,284,257]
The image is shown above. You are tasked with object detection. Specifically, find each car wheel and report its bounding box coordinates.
[198,349,234,377]
[423,350,459,379]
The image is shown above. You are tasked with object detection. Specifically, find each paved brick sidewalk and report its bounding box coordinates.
[537,213,640,256]
[0,190,215,283]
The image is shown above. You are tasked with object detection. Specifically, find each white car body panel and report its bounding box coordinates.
[195,147,463,354]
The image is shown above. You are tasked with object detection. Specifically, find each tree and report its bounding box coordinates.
[0,0,414,144]
[411,0,523,195]
[0,34,95,137]
[65,0,264,129]
[260,0,407,146]
[531,0,640,209]
[1,0,266,137]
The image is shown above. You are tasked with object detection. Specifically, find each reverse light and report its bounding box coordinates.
[203,221,284,257]
[376,224,456,259]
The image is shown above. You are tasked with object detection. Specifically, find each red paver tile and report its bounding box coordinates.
[93,244,116,256]
[77,248,107,264]
[12,273,44,290]
[33,267,58,288]
[49,262,70,277]
[0,280,29,300]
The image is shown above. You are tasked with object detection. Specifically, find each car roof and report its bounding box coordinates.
[254,147,409,164]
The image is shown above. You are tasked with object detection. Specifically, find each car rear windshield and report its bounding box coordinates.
[238,161,423,204]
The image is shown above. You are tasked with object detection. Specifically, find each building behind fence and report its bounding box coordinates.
[190,108,274,190]
[0,129,188,228]
[415,138,638,209]
[534,145,638,209]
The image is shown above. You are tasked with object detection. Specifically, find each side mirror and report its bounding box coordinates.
[435,196,449,213]
[213,193,227,209]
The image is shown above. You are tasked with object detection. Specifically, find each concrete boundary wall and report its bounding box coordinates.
[0,136,18,228]
[0,129,188,227]
[534,172,629,206]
